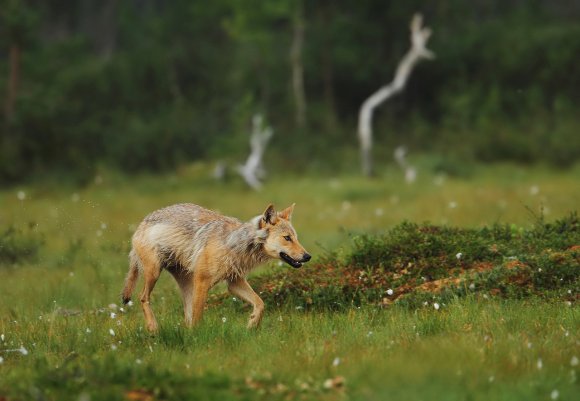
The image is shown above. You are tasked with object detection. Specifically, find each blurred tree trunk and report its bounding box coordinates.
[320,3,337,131]
[4,42,21,121]
[290,1,306,128]
[358,14,434,177]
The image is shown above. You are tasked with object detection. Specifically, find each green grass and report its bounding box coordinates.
[0,163,579,400]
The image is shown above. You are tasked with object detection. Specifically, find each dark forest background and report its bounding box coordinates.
[1,0,579,184]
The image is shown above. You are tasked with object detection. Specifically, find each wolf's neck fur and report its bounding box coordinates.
[221,217,270,280]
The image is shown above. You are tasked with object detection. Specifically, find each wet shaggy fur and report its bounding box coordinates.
[121,203,310,331]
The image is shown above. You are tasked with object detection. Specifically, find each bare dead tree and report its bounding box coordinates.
[236,114,273,190]
[357,14,434,176]
[394,146,417,184]
[290,1,306,128]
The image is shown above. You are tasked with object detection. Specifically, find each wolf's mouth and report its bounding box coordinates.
[279,252,303,268]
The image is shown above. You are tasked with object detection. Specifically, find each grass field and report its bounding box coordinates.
[0,163,579,400]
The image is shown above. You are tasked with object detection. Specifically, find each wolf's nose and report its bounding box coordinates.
[302,253,311,262]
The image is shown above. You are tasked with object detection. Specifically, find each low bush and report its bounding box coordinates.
[248,213,579,309]
[0,224,43,266]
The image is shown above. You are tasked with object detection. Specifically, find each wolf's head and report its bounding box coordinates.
[257,204,311,268]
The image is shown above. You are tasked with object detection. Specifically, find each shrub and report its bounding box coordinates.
[0,224,43,266]
[248,213,579,309]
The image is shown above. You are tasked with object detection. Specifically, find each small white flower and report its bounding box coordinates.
[85,328,91,333]
[19,346,28,355]
[1,334,4,342]
[571,356,579,367]
[456,252,463,260]
[433,303,440,310]
[367,331,373,337]
[332,357,341,367]
[110,312,116,319]
[550,389,559,400]
[423,301,429,306]
[119,307,125,313]
[127,301,134,307]
[386,289,394,296]
[232,297,237,302]
[538,268,542,272]
[469,283,476,290]
[109,329,115,336]
[17,191,26,201]
[537,358,543,370]
[221,317,227,323]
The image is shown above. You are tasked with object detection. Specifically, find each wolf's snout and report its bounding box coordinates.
[302,253,311,262]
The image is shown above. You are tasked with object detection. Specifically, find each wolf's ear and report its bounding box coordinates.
[278,203,295,221]
[262,204,278,226]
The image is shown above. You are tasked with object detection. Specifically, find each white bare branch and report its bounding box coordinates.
[358,13,434,176]
[394,145,417,184]
[236,114,273,190]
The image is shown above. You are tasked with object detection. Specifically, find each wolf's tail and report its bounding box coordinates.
[121,249,140,304]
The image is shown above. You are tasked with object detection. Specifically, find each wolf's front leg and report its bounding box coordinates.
[227,278,265,328]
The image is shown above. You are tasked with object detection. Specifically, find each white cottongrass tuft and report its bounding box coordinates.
[469,283,476,290]
[1,334,4,342]
[332,357,341,367]
[4,346,29,355]
[109,329,115,336]
[0,356,3,364]
[433,303,440,310]
[17,191,26,201]
[127,300,134,307]
[550,389,559,400]
[221,317,227,323]
[456,252,463,260]
[537,358,543,370]
[86,328,91,333]
[110,312,116,319]
[386,289,394,296]
[571,356,579,367]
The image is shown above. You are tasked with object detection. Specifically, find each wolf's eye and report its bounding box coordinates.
[283,235,292,242]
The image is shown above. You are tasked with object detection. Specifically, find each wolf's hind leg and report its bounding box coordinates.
[227,278,265,329]
[168,269,195,327]
[135,245,162,332]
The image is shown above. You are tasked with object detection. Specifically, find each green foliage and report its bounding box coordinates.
[0,223,43,265]
[253,213,579,309]
[1,1,580,183]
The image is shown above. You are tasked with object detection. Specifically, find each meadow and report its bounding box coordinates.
[0,162,579,400]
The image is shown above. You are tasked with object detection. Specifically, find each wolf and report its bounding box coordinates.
[121,203,311,332]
